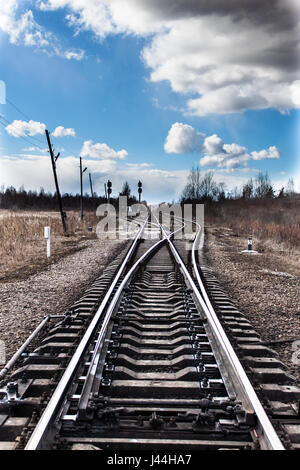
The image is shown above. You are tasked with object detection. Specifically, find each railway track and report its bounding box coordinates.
[0,214,299,451]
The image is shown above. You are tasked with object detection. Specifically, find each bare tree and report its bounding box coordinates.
[286,178,295,196]
[181,165,202,200]
[181,167,226,202]
[119,181,131,197]
[254,172,274,198]
[242,178,254,199]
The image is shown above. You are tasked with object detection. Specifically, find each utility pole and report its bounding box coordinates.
[45,129,67,233]
[80,157,87,221]
[89,173,94,198]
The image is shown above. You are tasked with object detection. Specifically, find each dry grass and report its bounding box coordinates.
[204,196,300,276]
[0,210,100,280]
[207,196,300,251]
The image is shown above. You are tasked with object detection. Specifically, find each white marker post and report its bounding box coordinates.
[44,226,51,258]
[248,236,253,251]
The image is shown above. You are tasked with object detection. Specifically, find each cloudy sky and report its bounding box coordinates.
[0,0,299,203]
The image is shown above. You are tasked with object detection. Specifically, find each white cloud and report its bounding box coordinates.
[164,123,281,170]
[200,134,268,170]
[164,122,204,154]
[64,49,85,60]
[5,119,46,137]
[0,1,86,59]
[37,1,300,115]
[200,137,281,170]
[126,162,152,168]
[203,134,224,155]
[0,154,117,194]
[21,146,48,153]
[144,18,300,115]
[80,140,128,160]
[199,149,250,171]
[1,152,293,203]
[2,2,298,114]
[56,156,117,179]
[251,146,281,160]
[0,153,187,202]
[52,126,76,137]
[38,0,166,37]
[0,2,52,48]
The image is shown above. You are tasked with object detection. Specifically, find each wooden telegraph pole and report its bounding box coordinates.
[89,173,94,198]
[45,129,67,233]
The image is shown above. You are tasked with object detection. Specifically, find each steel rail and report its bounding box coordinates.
[158,214,284,450]
[25,216,149,450]
[76,220,185,419]
[0,316,51,381]
[25,211,283,450]
[190,219,284,450]
[76,239,165,417]
[25,217,183,449]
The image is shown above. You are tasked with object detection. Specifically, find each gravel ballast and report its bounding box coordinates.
[1,226,299,387]
[204,226,300,382]
[0,239,128,363]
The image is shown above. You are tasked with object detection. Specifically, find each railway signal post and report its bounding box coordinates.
[138,180,142,203]
[107,180,112,205]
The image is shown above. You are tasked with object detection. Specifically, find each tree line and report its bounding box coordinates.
[180,166,297,204]
[0,173,297,211]
[0,181,139,211]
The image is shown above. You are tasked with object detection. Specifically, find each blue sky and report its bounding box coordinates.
[0,0,299,203]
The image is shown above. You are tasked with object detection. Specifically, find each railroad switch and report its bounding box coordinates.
[192,410,216,427]
[164,416,177,428]
[97,408,120,425]
[233,403,255,425]
[149,412,164,429]
[62,312,72,326]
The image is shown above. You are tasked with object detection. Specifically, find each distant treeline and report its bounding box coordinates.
[180,166,298,205]
[0,186,138,211]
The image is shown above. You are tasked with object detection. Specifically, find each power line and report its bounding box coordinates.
[5,97,46,145]
[0,118,46,151]
[3,96,78,156]
[0,112,45,146]
[6,97,32,121]
[0,115,76,157]
[0,115,45,149]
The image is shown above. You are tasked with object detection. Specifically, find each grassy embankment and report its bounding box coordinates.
[0,210,99,281]
[205,195,300,261]
[1,196,299,280]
